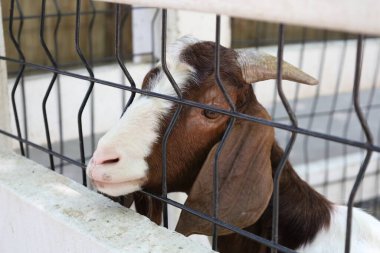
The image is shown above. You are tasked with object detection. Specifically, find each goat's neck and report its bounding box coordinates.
[268,141,332,249]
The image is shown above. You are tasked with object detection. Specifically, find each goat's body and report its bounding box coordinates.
[217,202,380,253]
[87,36,380,252]
[298,205,380,253]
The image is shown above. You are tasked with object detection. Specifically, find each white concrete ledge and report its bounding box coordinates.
[98,0,380,36]
[0,151,214,253]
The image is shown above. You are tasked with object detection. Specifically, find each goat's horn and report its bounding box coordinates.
[236,49,318,85]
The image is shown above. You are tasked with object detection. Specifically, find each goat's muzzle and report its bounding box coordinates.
[86,146,147,197]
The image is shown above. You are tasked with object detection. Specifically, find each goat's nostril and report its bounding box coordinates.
[102,158,120,164]
[92,147,120,166]
[94,156,120,165]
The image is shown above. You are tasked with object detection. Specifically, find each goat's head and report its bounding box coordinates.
[86,36,317,235]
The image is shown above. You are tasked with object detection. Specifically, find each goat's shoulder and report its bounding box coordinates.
[297,205,380,253]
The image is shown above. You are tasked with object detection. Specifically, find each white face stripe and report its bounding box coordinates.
[86,36,198,197]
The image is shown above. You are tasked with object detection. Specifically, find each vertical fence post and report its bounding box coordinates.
[0,2,12,152]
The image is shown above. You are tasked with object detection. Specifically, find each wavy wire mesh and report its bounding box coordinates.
[0,0,380,252]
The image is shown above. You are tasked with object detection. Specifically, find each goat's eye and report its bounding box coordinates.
[203,109,220,119]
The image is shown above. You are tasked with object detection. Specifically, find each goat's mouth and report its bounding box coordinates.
[86,162,147,196]
[90,178,146,197]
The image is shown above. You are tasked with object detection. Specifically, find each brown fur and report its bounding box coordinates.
[217,141,332,252]
[131,41,332,252]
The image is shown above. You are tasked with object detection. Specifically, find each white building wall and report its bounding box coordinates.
[7,39,380,146]
[132,9,230,62]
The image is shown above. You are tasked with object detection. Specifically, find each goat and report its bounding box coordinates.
[86,36,380,252]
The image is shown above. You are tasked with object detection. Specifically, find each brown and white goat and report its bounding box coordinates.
[86,36,380,252]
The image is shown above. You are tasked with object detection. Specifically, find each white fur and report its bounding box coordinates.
[86,36,198,196]
[297,205,380,253]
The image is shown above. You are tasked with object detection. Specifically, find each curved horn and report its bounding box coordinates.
[236,49,318,85]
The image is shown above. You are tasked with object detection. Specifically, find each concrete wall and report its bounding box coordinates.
[100,0,380,36]
[0,151,214,253]
[0,1,11,152]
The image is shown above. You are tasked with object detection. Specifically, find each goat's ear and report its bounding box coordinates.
[176,104,274,236]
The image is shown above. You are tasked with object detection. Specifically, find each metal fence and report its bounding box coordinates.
[1,0,159,177]
[0,0,379,253]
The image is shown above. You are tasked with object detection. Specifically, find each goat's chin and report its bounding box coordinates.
[90,179,144,197]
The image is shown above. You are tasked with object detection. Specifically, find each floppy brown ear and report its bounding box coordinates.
[176,103,274,236]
